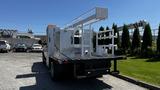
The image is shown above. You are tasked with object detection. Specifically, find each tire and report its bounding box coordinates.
[42,53,46,65]
[5,50,8,53]
[42,57,45,64]
[50,62,59,80]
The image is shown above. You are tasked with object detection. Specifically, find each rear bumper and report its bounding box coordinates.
[15,48,27,52]
[76,69,109,79]
[31,49,43,52]
[85,68,109,77]
[73,60,111,78]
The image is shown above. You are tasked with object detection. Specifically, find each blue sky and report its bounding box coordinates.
[0,0,160,34]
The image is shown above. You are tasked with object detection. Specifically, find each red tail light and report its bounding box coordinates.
[63,60,68,64]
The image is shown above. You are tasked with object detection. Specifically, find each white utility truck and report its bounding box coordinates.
[42,7,125,80]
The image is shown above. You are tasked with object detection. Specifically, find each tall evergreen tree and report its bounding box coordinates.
[131,27,141,54]
[112,23,120,48]
[141,24,152,51]
[98,26,104,45]
[38,40,42,45]
[157,24,160,53]
[121,24,131,53]
[99,26,104,31]
[106,26,110,30]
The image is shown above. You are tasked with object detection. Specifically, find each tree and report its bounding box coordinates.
[104,26,110,45]
[112,23,120,48]
[98,26,104,45]
[141,24,152,52]
[121,24,131,53]
[38,40,42,45]
[99,26,104,31]
[157,24,160,53]
[131,27,141,54]
[106,26,110,30]
[0,32,2,38]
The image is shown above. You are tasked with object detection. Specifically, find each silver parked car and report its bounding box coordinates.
[0,40,11,52]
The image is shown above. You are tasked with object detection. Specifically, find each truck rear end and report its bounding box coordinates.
[42,24,125,80]
[42,7,125,80]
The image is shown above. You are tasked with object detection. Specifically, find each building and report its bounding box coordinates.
[0,29,17,38]
[0,28,39,47]
[34,35,47,43]
[16,33,34,39]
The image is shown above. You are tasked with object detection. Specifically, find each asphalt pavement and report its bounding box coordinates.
[0,52,147,90]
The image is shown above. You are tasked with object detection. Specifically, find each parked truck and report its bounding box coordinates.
[42,7,125,80]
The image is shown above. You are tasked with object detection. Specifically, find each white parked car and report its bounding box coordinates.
[0,40,11,52]
[31,44,43,52]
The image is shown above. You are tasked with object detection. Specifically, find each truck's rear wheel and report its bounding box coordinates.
[50,62,59,80]
[42,53,46,65]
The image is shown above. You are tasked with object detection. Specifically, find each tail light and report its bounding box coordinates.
[63,59,68,64]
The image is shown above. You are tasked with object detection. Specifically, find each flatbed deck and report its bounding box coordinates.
[59,55,127,64]
[71,55,126,60]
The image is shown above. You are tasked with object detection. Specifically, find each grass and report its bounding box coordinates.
[112,57,160,86]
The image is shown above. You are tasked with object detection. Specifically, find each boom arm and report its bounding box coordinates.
[65,7,108,29]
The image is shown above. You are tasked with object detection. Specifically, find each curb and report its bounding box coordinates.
[110,73,160,90]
